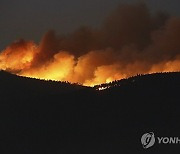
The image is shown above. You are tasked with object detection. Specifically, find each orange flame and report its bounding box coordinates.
[0,40,37,72]
[0,4,180,86]
[0,39,180,87]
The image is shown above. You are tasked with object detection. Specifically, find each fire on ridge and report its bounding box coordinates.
[0,3,180,87]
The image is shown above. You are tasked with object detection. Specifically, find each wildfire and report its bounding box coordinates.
[0,39,180,87]
[0,40,37,72]
[0,4,180,86]
[97,86,110,91]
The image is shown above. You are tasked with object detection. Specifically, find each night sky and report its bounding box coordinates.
[0,0,179,50]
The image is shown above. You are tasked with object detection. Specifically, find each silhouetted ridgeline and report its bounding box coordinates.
[0,71,180,154]
[94,72,180,91]
[0,70,89,95]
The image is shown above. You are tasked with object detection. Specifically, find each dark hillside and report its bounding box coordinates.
[0,71,180,154]
[0,70,89,95]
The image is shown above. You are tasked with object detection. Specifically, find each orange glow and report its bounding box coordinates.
[1,4,180,87]
[0,40,180,87]
[0,40,37,72]
[21,51,75,81]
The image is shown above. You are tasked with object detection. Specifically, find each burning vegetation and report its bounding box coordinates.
[0,3,180,86]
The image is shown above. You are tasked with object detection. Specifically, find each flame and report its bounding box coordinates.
[0,40,180,87]
[21,51,75,81]
[0,4,180,86]
[98,87,109,91]
[0,40,37,72]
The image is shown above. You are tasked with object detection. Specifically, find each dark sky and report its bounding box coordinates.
[0,0,179,50]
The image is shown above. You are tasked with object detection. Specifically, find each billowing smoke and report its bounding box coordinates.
[0,3,180,86]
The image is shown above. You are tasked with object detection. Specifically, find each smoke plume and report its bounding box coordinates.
[0,3,180,86]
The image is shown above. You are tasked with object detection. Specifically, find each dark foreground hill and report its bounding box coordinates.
[0,71,180,154]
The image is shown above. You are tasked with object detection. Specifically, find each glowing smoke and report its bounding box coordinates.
[0,3,180,86]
